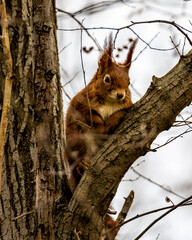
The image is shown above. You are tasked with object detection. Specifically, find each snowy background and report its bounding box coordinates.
[56,1,192,239]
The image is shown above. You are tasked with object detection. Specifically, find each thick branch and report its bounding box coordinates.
[64,50,192,239]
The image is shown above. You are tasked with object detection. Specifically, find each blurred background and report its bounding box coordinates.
[56,1,192,239]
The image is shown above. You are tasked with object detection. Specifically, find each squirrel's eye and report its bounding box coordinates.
[104,75,111,84]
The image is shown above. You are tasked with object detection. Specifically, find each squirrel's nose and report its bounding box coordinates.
[117,93,124,100]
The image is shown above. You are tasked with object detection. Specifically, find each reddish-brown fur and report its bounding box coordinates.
[105,214,119,240]
[65,35,136,239]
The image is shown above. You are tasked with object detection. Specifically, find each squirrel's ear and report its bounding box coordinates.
[98,34,113,73]
[123,39,137,70]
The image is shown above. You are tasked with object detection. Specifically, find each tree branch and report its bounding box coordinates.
[57,8,102,51]
[135,195,192,240]
[63,49,192,238]
[131,168,185,199]
[103,202,192,235]
[58,20,192,51]
[116,190,134,224]
[128,20,192,46]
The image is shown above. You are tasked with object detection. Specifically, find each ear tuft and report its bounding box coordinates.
[104,33,113,58]
[98,33,113,73]
[123,39,137,69]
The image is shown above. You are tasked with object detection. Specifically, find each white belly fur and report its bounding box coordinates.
[96,103,123,121]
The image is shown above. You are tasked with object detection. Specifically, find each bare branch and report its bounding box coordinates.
[12,210,35,221]
[102,201,192,236]
[116,190,134,223]
[58,19,191,53]
[57,8,102,51]
[131,168,185,199]
[182,37,187,55]
[177,113,192,129]
[70,0,130,16]
[156,234,160,240]
[80,29,93,128]
[73,229,81,240]
[128,20,192,46]
[152,128,192,151]
[63,71,81,87]
[169,36,181,56]
[132,32,160,61]
[59,42,72,54]
[135,195,192,240]
[103,190,134,238]
[58,25,179,52]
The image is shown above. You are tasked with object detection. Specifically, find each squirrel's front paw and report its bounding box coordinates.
[76,157,90,176]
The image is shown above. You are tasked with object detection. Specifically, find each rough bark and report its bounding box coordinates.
[1,0,192,239]
[0,1,66,239]
[62,51,192,239]
[32,1,63,239]
[0,0,13,191]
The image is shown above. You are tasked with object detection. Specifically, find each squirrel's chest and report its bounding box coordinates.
[95,103,122,121]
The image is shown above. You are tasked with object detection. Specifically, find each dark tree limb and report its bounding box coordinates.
[105,190,134,239]
[62,49,192,239]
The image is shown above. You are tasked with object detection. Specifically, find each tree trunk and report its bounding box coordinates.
[1,1,192,239]
[0,1,67,239]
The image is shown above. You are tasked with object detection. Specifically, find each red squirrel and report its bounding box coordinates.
[65,35,136,239]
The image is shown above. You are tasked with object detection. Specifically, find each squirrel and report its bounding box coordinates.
[65,35,137,239]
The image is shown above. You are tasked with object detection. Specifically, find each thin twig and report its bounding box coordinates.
[74,119,91,129]
[169,36,181,56]
[12,210,35,221]
[121,176,139,182]
[182,37,187,55]
[134,195,192,240]
[132,32,160,62]
[173,121,192,127]
[131,168,185,199]
[129,27,180,52]
[152,128,192,151]
[80,29,93,128]
[103,202,192,236]
[72,0,129,16]
[73,229,81,240]
[129,20,192,46]
[58,19,192,48]
[58,26,178,52]
[63,71,81,87]
[177,113,192,130]
[57,8,102,51]
[174,113,192,127]
[59,42,72,54]
[62,86,71,100]
[156,234,160,240]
